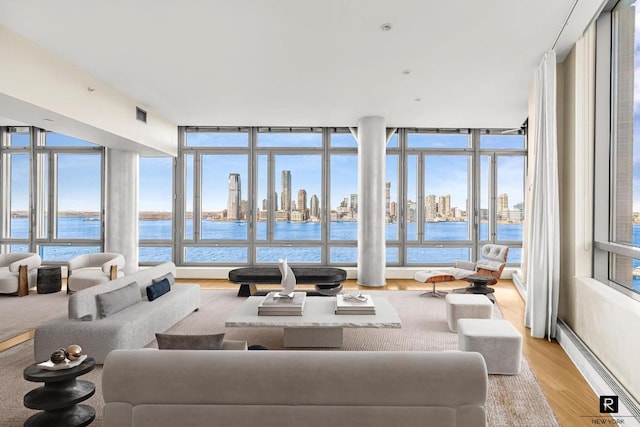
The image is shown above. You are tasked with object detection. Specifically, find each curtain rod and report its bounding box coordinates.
[550,0,580,51]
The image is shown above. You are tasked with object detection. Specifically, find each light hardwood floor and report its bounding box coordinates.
[0,278,604,426]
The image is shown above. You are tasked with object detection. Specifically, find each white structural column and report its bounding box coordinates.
[105,148,139,274]
[356,116,386,287]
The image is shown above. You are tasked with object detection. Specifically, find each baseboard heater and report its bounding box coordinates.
[557,318,640,423]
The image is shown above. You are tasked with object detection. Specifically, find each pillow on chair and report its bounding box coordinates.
[156,333,226,350]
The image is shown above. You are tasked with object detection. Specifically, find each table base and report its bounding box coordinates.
[283,327,343,348]
[24,404,95,427]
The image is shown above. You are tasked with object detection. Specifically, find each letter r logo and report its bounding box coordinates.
[599,396,618,413]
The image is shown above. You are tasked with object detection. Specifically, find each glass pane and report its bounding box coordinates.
[45,133,98,147]
[406,247,470,264]
[480,133,525,149]
[184,154,194,240]
[331,132,357,148]
[139,157,173,240]
[256,155,268,241]
[479,156,490,240]
[329,247,357,263]
[406,155,418,241]
[10,244,29,253]
[258,132,322,148]
[387,133,398,148]
[496,156,524,241]
[139,246,173,263]
[424,155,470,241]
[4,153,30,238]
[201,154,248,240]
[386,247,399,264]
[56,154,101,239]
[330,154,357,241]
[274,155,322,240]
[256,246,321,263]
[8,130,29,147]
[185,131,248,147]
[507,247,521,264]
[611,1,639,248]
[185,246,248,263]
[611,254,640,294]
[408,132,469,148]
[40,245,100,262]
[386,154,399,240]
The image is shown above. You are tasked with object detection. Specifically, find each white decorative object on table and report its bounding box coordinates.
[276,258,296,298]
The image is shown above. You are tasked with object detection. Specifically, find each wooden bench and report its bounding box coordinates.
[228,267,347,297]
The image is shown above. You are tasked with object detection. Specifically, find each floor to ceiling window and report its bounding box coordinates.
[139,156,174,263]
[0,127,104,261]
[594,1,640,299]
[175,126,525,267]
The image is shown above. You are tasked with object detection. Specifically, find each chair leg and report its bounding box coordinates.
[420,281,447,298]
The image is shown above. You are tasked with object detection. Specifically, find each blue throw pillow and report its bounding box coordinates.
[146,278,171,301]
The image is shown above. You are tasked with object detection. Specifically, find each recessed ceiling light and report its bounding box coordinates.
[43,118,54,122]
[87,86,96,93]
[402,69,411,75]
[414,98,422,102]
[380,23,393,31]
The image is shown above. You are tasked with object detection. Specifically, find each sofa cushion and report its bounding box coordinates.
[96,281,141,318]
[156,333,225,350]
[147,278,171,301]
[152,272,175,286]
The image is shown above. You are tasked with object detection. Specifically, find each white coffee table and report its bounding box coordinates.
[225,296,401,348]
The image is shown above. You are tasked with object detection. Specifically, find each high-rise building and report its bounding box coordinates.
[385,182,391,217]
[390,201,397,219]
[297,189,307,211]
[350,194,358,214]
[438,194,451,218]
[281,170,291,212]
[425,195,437,221]
[310,194,320,219]
[498,193,509,219]
[226,173,241,221]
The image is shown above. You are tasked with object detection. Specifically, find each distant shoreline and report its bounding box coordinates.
[9,210,527,225]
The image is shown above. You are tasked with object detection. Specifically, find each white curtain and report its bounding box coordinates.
[524,51,560,339]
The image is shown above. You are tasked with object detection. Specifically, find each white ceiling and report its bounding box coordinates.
[0,0,605,129]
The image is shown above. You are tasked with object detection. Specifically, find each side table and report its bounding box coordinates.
[36,265,62,294]
[23,356,96,427]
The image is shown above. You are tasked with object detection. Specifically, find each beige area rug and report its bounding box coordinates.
[0,289,559,427]
[0,290,68,342]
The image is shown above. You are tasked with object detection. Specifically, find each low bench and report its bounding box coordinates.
[228,267,347,297]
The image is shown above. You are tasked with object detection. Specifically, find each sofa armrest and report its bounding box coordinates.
[222,340,248,350]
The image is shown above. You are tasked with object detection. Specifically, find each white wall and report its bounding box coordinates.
[0,25,176,156]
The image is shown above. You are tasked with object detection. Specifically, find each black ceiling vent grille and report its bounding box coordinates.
[136,107,147,123]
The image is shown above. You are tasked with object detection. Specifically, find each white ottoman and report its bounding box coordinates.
[457,318,522,375]
[445,293,493,332]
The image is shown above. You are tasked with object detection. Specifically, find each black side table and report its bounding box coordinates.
[37,265,62,294]
[23,356,96,427]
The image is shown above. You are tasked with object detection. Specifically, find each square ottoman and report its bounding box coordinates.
[445,293,493,332]
[457,318,522,375]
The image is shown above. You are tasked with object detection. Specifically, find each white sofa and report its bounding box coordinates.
[102,349,488,427]
[34,262,199,364]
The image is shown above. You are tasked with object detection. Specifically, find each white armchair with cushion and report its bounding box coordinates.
[66,253,125,293]
[414,244,509,296]
[0,253,42,297]
[450,244,509,282]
